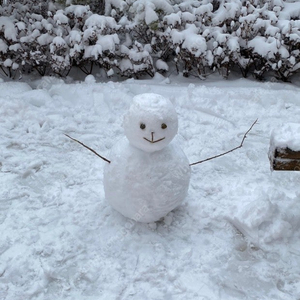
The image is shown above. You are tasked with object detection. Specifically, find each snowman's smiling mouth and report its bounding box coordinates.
[143,132,165,144]
[143,137,165,144]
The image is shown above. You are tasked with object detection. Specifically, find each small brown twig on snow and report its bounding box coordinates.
[65,134,111,164]
[189,119,258,166]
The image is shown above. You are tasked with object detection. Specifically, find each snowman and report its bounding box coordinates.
[103,93,191,223]
[66,93,255,223]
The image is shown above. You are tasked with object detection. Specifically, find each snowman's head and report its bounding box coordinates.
[123,93,178,152]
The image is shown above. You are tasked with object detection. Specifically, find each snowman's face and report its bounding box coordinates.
[123,93,178,153]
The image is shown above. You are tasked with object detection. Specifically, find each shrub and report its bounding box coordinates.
[1,0,300,81]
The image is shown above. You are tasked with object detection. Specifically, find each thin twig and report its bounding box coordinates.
[189,119,258,166]
[65,134,111,164]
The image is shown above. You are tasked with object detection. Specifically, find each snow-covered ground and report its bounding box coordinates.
[1,73,300,299]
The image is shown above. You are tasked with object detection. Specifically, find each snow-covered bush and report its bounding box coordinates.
[118,41,154,78]
[78,14,120,74]
[2,0,300,81]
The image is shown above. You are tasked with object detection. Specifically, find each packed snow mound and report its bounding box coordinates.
[270,122,300,151]
[229,192,293,247]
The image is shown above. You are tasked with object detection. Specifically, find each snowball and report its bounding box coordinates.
[123,93,178,153]
[84,74,96,84]
[104,93,190,223]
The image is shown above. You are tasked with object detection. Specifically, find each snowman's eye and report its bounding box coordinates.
[140,123,146,130]
[161,123,167,129]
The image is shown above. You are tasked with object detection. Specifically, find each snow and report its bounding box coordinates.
[84,44,102,59]
[248,36,289,59]
[156,59,169,71]
[213,1,242,25]
[68,30,82,46]
[65,5,90,19]
[130,0,174,25]
[281,2,300,20]
[1,75,300,299]
[97,34,119,53]
[84,14,120,33]
[0,39,8,53]
[270,123,300,153]
[107,68,114,77]
[50,36,67,54]
[163,12,181,27]
[194,3,213,17]
[84,74,96,84]
[182,33,207,57]
[181,12,195,23]
[15,21,26,31]
[0,16,17,41]
[3,58,12,67]
[144,3,159,25]
[53,10,69,25]
[105,0,127,16]
[37,33,54,46]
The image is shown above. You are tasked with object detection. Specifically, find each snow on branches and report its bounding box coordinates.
[1,0,300,81]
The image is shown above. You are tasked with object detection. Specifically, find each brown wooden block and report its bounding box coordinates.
[269,123,300,171]
[273,157,300,171]
[275,147,300,159]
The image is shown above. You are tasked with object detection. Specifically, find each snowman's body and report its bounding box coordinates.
[104,137,190,223]
[103,93,191,223]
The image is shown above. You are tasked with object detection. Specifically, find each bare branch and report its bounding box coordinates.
[65,134,111,164]
[189,119,258,167]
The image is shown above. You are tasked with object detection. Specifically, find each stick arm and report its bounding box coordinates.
[189,119,258,167]
[65,134,111,164]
